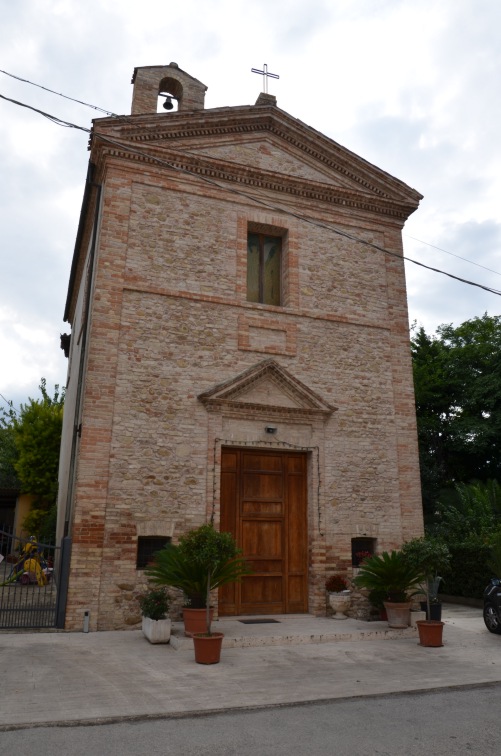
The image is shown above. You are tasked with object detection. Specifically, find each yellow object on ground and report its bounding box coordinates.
[22,557,47,586]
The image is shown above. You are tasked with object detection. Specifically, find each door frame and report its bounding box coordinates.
[219,446,309,616]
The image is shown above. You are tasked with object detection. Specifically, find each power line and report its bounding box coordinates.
[0,393,18,416]
[0,68,118,117]
[404,234,501,278]
[0,93,91,131]
[2,90,501,298]
[2,68,498,282]
[91,130,501,298]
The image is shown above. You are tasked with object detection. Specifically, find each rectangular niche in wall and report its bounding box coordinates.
[351,537,376,567]
[136,536,171,570]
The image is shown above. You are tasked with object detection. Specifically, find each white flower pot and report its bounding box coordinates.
[328,590,351,619]
[410,610,426,627]
[141,616,172,644]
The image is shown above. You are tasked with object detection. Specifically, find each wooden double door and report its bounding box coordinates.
[219,448,308,615]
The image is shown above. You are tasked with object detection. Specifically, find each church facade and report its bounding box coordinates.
[57,63,424,630]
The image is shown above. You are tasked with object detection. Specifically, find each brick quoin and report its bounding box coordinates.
[57,62,424,630]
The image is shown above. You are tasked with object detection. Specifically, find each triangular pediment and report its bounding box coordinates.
[198,359,336,419]
[108,104,422,212]
[170,135,358,189]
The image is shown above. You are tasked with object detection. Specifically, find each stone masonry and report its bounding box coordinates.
[57,63,424,630]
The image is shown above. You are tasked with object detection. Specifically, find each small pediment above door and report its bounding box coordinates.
[198,359,336,420]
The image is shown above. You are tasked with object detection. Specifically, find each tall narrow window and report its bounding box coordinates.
[247,233,282,306]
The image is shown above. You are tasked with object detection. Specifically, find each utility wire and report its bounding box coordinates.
[2,90,501,298]
[404,234,501,278]
[90,130,501,298]
[0,68,118,117]
[0,393,18,416]
[0,93,91,131]
[2,68,498,281]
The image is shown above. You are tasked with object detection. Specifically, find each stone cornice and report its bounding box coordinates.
[93,105,422,210]
[91,138,418,221]
[200,401,331,422]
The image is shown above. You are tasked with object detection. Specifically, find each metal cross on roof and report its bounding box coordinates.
[251,63,279,94]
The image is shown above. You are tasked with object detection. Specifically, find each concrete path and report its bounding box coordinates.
[1,603,500,730]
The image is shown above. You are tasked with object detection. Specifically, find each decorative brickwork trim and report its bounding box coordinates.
[120,284,390,333]
[92,142,417,220]
[108,106,422,206]
[238,315,297,356]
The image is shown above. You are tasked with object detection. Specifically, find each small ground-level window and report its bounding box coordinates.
[247,232,282,306]
[351,537,376,567]
[136,536,171,570]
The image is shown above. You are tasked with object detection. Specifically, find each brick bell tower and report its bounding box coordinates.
[130,62,207,114]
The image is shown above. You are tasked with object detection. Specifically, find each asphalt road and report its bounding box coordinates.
[2,683,500,755]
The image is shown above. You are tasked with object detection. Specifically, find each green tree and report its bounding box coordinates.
[12,379,64,505]
[412,314,501,515]
[426,480,501,599]
[0,380,64,540]
[432,480,501,543]
[411,325,451,512]
[0,405,19,489]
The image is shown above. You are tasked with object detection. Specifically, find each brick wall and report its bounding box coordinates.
[61,71,423,630]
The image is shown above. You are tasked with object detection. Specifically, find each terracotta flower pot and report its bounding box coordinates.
[383,601,411,628]
[183,607,214,637]
[416,620,444,647]
[192,632,224,664]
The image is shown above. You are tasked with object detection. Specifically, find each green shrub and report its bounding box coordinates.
[146,524,251,634]
[353,550,423,602]
[487,531,501,579]
[138,587,169,620]
[442,540,492,598]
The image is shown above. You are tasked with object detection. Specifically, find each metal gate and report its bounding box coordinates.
[0,529,71,629]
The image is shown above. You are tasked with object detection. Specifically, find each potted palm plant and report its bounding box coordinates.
[402,537,451,646]
[178,524,251,664]
[138,586,171,643]
[146,542,213,636]
[353,550,423,628]
[147,524,250,663]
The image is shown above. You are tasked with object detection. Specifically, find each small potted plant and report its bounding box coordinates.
[147,523,250,663]
[178,524,251,664]
[353,550,373,568]
[138,586,171,644]
[402,537,451,646]
[325,574,351,619]
[146,542,214,636]
[353,550,423,628]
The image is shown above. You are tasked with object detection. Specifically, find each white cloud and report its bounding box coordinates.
[1,0,500,406]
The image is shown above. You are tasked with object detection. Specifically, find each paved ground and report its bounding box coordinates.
[1,603,499,730]
[2,686,501,755]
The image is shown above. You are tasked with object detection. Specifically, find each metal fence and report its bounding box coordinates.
[0,529,70,629]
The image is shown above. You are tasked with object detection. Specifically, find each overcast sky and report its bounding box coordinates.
[1,0,500,411]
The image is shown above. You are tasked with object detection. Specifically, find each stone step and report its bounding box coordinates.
[169,616,418,650]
